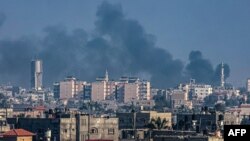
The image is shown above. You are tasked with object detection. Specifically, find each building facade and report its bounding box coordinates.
[76,114,119,141]
[117,111,172,129]
[59,77,85,99]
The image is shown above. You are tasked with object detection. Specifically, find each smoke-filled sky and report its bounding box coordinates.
[0,0,250,88]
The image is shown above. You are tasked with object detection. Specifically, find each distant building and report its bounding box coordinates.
[247,78,250,92]
[83,83,92,100]
[91,71,117,101]
[120,77,150,103]
[31,59,43,91]
[91,74,151,103]
[53,82,60,99]
[91,81,107,101]
[59,76,85,99]
[27,90,45,102]
[192,84,213,101]
[213,87,240,99]
[124,83,139,103]
[2,129,35,141]
[170,89,192,109]
[150,88,167,100]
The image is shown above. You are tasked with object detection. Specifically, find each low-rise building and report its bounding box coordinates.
[2,129,35,141]
[170,90,192,109]
[8,114,76,141]
[76,114,119,141]
[176,111,223,133]
[117,111,172,130]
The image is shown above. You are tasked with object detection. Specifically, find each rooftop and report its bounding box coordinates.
[3,129,35,137]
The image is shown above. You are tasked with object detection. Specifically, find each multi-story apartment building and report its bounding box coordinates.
[91,81,107,101]
[191,84,213,101]
[170,89,192,109]
[91,73,151,103]
[59,76,85,99]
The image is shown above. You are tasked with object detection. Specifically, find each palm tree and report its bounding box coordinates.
[147,117,169,130]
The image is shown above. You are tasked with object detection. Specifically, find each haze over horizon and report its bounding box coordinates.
[0,0,249,88]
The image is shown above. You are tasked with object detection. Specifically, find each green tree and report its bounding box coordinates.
[147,117,169,130]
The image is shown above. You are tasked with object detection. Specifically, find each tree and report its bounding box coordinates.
[147,117,169,130]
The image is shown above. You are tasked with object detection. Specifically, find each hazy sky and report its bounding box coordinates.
[0,0,250,87]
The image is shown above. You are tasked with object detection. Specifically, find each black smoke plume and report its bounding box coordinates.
[186,50,230,85]
[213,63,230,85]
[0,2,230,88]
[0,2,184,88]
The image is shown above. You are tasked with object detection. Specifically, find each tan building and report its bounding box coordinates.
[76,114,119,141]
[91,81,107,101]
[228,104,250,122]
[170,90,192,109]
[117,111,172,129]
[91,71,117,101]
[224,112,240,125]
[124,83,139,103]
[59,77,85,99]
[91,74,151,103]
[2,129,35,141]
[123,80,150,103]
[60,116,77,141]
[0,108,13,118]
[139,81,151,100]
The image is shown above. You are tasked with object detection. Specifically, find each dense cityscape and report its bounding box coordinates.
[1,1,250,141]
[0,58,249,141]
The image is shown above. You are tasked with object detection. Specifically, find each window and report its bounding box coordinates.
[108,128,115,135]
[91,128,98,134]
[81,119,87,126]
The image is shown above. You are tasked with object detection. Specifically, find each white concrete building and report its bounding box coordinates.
[192,84,213,100]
